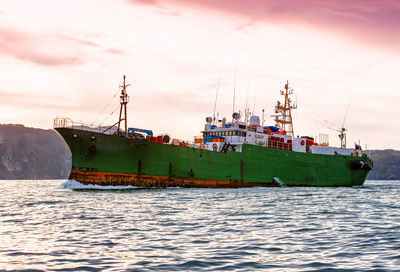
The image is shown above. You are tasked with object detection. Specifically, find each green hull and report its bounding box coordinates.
[55,128,372,187]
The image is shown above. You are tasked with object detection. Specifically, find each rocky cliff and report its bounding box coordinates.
[366,149,400,180]
[0,124,71,179]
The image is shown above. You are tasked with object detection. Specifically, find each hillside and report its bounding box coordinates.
[0,124,71,179]
[0,124,398,180]
[366,149,400,180]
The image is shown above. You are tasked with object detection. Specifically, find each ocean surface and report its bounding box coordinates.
[0,180,399,272]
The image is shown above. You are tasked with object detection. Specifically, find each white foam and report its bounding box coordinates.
[272,177,287,187]
[58,179,139,190]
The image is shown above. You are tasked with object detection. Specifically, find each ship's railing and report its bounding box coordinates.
[53,117,116,134]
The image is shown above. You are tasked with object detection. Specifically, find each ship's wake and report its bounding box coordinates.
[58,179,140,190]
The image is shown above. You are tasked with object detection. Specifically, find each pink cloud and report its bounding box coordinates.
[129,0,160,6]
[0,92,82,110]
[0,27,84,66]
[103,48,126,55]
[57,35,100,47]
[130,0,400,52]
[128,0,180,16]
[0,26,126,66]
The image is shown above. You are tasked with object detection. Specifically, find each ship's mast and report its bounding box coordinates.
[338,105,349,148]
[274,81,297,136]
[117,75,130,135]
[339,127,347,148]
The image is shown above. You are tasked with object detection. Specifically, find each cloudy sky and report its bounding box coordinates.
[1,0,399,149]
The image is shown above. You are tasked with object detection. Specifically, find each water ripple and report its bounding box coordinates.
[0,180,400,271]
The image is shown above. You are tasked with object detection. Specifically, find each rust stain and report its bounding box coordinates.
[69,169,278,188]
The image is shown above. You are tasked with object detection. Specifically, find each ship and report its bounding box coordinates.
[54,75,373,187]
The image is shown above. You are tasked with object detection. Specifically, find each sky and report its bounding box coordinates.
[0,0,399,150]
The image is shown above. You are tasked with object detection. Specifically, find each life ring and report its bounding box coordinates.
[301,140,305,146]
[282,130,287,135]
[212,143,217,151]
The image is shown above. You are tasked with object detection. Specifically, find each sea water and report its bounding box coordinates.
[0,180,399,271]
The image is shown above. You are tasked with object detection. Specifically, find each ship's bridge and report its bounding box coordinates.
[193,115,299,153]
[203,127,247,145]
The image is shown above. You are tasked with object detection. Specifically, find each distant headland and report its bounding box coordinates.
[0,124,71,179]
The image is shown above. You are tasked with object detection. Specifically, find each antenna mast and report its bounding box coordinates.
[339,128,347,148]
[244,79,250,125]
[233,66,236,121]
[117,75,130,135]
[212,75,221,125]
[274,81,297,136]
[252,87,257,114]
[338,105,350,148]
